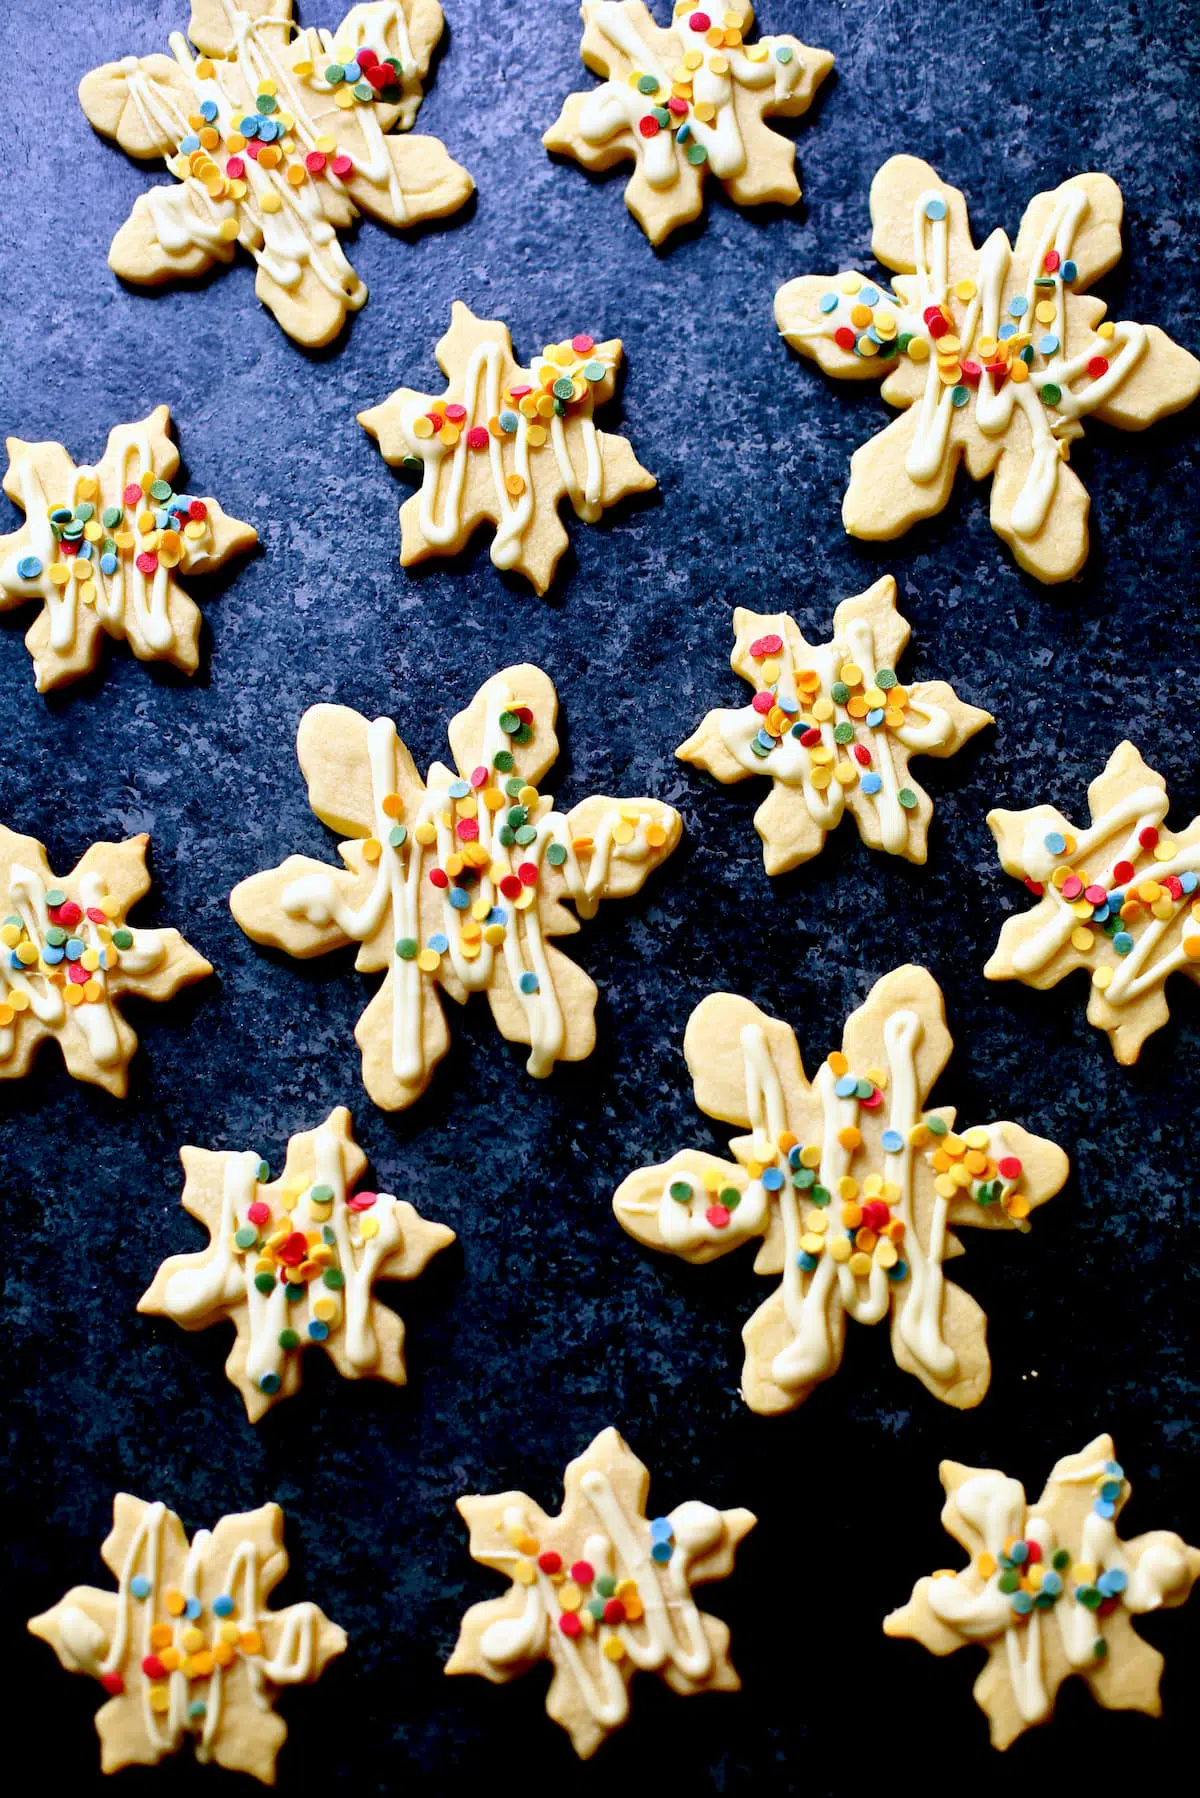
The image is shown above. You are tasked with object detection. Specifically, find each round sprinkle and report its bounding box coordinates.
[924,197,947,221]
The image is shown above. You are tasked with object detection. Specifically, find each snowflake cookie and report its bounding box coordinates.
[446,1427,754,1759]
[359,303,656,594]
[544,3,833,246]
[79,1,474,348]
[986,741,1200,1064]
[140,1106,454,1420]
[28,1494,346,1781]
[614,965,1069,1414]
[775,156,1200,583]
[229,666,681,1110]
[677,575,993,874]
[0,407,256,692]
[0,825,211,1095]
[885,1436,1200,1749]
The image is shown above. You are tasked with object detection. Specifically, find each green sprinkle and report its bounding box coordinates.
[637,73,658,94]
[897,332,914,354]
[547,842,567,866]
[834,722,855,744]
[101,505,123,529]
[389,825,407,848]
[149,480,172,502]
[286,1283,305,1303]
[400,455,422,474]
[354,80,373,100]
[74,501,95,523]
[311,1183,334,1204]
[1040,382,1062,406]
[793,1167,815,1189]
[256,1158,270,1181]
[719,1187,740,1209]
[493,750,514,772]
[998,1570,1020,1594]
[596,1575,616,1597]
[950,384,970,408]
[1093,1637,1108,1659]
[396,937,418,960]
[669,1180,692,1203]
[512,722,533,745]
[112,928,134,950]
[1052,1549,1071,1571]
[587,1598,606,1620]
[685,142,708,166]
[499,710,520,734]
[323,1268,345,1289]
[651,106,670,127]
[278,1329,300,1350]
[875,668,897,689]
[254,1271,275,1294]
[323,1225,337,1245]
[775,44,793,62]
[498,825,515,847]
[831,681,850,704]
[515,825,537,846]
[810,1185,831,1207]
[235,1226,258,1250]
[505,777,523,799]
[898,788,917,809]
[44,889,66,906]
[925,1115,948,1136]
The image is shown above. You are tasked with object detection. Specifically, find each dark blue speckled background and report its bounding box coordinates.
[2,2,1197,1792]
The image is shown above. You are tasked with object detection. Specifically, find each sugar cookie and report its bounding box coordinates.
[775,156,1200,582]
[985,739,1200,1063]
[677,575,993,873]
[446,1427,754,1759]
[544,2,833,245]
[0,406,256,692]
[140,1106,455,1420]
[0,824,210,1095]
[885,1436,1200,1749]
[614,965,1069,1414]
[78,1,474,348]
[229,666,681,1110]
[28,1494,346,1780]
[359,303,656,593]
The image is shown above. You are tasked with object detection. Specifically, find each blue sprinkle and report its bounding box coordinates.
[498,410,518,433]
[861,772,882,795]
[881,1129,903,1153]
[1107,889,1125,908]
[1021,345,1035,365]
[1181,872,1198,894]
[185,1596,202,1620]
[860,285,880,306]
[259,1371,281,1393]
[774,44,793,63]
[1100,1479,1122,1502]
[1091,902,1110,923]
[788,1147,802,1169]
[998,322,1016,340]
[519,971,539,994]
[343,60,361,81]
[1101,1567,1127,1594]
[8,951,21,970]
[1039,333,1060,354]
[1041,1571,1063,1597]
[239,116,259,137]
[650,1516,674,1542]
[448,778,471,799]
[1009,295,1029,317]
[777,695,799,715]
[755,729,774,750]
[1105,1460,1124,1475]
[866,706,885,727]
[867,326,883,346]
[762,1167,784,1191]
[16,554,42,579]
[650,1540,673,1563]
[1112,932,1134,956]
[42,945,65,964]
[308,1320,329,1341]
[188,1700,207,1721]
[429,932,449,953]
[1093,1499,1116,1520]
[77,541,93,561]
[834,1073,858,1099]
[1009,1540,1029,1564]
[1043,831,1066,855]
[449,889,470,911]
[199,99,218,121]
[213,1594,234,1617]
[797,1250,818,1272]
[257,118,278,142]
[924,196,947,221]
[819,292,838,314]
[180,133,200,153]
[676,123,691,144]
[99,553,118,576]
[1011,1590,1034,1615]
[887,1260,908,1281]
[154,508,170,530]
[1062,259,1077,281]
[65,938,84,961]
[130,1575,152,1600]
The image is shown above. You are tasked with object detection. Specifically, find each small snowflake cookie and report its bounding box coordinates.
[775,156,1200,583]
[544,3,833,246]
[359,303,656,593]
[986,741,1200,1063]
[229,665,681,1110]
[677,575,993,873]
[614,965,1069,1414]
[79,1,474,348]
[885,1436,1200,1749]
[446,1427,754,1759]
[0,407,256,692]
[0,824,211,1095]
[28,1494,346,1780]
[140,1107,455,1420]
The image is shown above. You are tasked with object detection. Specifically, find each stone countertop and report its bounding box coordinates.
[1,2,1197,1792]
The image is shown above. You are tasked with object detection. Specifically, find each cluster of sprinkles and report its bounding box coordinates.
[98,1574,274,1717]
[502,1516,653,1663]
[0,889,132,1029]
[934,1460,1130,1662]
[1029,820,1200,989]
[15,470,209,601]
[400,335,611,486]
[622,6,796,169]
[744,629,918,807]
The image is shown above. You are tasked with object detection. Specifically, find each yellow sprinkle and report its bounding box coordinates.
[1071,926,1095,951]
[261,189,283,214]
[800,1145,821,1168]
[874,312,897,340]
[182,1625,205,1653]
[149,1685,171,1714]
[839,272,862,295]
[416,948,441,974]
[954,278,977,301]
[907,338,930,363]
[415,820,437,844]
[829,1237,852,1264]
[834,761,858,786]
[527,425,548,448]
[1035,300,1057,324]
[359,1216,380,1240]
[558,1581,582,1613]
[848,1251,872,1278]
[875,1238,898,1269]
[935,1174,956,1200]
[1010,359,1030,385]
[602,1634,626,1662]
[165,1588,186,1617]
[1098,321,1115,339]
[1092,964,1114,989]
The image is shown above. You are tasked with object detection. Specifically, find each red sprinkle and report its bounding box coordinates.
[247,1201,270,1225]
[538,1550,562,1574]
[500,875,522,900]
[603,1600,626,1625]
[60,538,79,556]
[800,727,822,747]
[1087,355,1110,380]
[862,1200,890,1232]
[834,326,856,351]
[509,385,531,400]
[142,1654,166,1679]
[667,95,688,115]
[705,1204,730,1229]
[226,155,246,178]
[134,551,158,576]
[305,151,326,175]
[456,818,480,841]
[56,900,83,926]
[998,1156,1023,1180]
[638,115,660,138]
[928,314,949,340]
[517,862,538,887]
[347,1192,377,1211]
[100,1672,125,1696]
[1112,860,1135,885]
[515,707,533,724]
[959,359,982,385]
[466,426,489,451]
[86,906,107,924]
[861,1087,883,1110]
[188,499,207,522]
[245,139,261,160]
[1061,875,1083,900]
[365,62,392,89]
[854,745,872,767]
[1098,1595,1120,1616]
[572,334,594,354]
[1163,875,1183,899]
[68,962,89,986]
[357,48,379,68]
[1084,885,1107,905]
[1023,878,1045,897]
[331,154,354,177]
[1139,826,1159,849]
[986,361,1009,389]
[571,1561,595,1587]
[559,1614,582,1637]
[276,1232,309,1267]
[429,868,449,890]
[751,691,774,715]
[1043,249,1061,273]
[470,765,488,788]
[689,10,712,27]
[123,483,142,505]
[750,633,783,657]
[444,403,467,424]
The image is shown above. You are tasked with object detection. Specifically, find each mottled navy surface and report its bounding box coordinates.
[2,1,1197,1792]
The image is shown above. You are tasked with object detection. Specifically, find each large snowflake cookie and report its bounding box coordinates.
[775,156,1200,583]
[0,824,211,1095]
[885,1436,1200,1749]
[677,575,992,874]
[140,1107,454,1420]
[986,740,1200,1064]
[359,303,656,594]
[544,3,833,246]
[230,666,681,1110]
[446,1427,754,1759]
[0,407,256,692]
[79,1,474,347]
[614,965,1069,1414]
[28,1494,346,1781]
